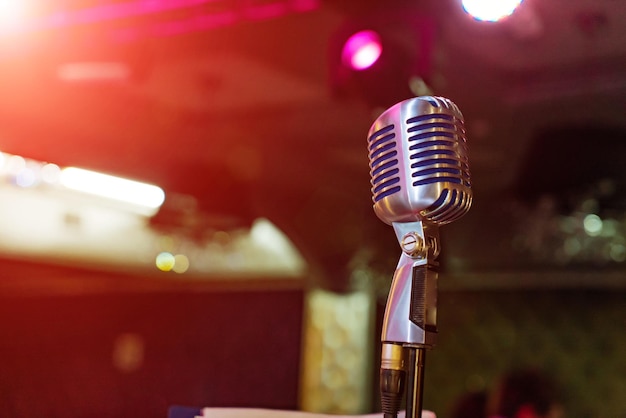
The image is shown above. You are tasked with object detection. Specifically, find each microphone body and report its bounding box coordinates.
[367,96,472,418]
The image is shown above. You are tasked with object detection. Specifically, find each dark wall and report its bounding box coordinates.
[0,288,304,418]
[424,289,626,418]
[371,288,625,418]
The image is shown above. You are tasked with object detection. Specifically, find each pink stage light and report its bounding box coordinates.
[341,30,382,71]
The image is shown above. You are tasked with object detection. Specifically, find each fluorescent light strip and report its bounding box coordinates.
[57,62,131,82]
[60,167,165,211]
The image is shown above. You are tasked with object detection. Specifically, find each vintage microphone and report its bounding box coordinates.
[367,96,472,418]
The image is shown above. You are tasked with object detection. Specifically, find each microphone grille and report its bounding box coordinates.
[368,96,472,225]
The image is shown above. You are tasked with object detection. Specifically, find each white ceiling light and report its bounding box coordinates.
[462,0,524,22]
[60,167,165,214]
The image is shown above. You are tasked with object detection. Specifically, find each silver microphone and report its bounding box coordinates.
[368,95,472,225]
[367,96,472,418]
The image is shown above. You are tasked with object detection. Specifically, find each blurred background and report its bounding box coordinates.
[0,0,625,417]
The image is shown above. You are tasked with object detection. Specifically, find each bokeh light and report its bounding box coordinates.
[155,252,175,271]
[15,167,37,188]
[583,214,603,237]
[173,254,190,274]
[341,30,382,71]
[155,252,190,273]
[41,163,61,184]
[462,0,523,22]
[609,243,626,262]
[112,333,145,373]
[6,155,26,175]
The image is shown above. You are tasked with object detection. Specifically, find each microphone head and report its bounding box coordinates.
[367,96,472,225]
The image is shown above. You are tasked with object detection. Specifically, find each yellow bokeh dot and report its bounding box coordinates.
[156,252,175,271]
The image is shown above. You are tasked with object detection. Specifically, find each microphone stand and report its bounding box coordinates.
[380,221,440,418]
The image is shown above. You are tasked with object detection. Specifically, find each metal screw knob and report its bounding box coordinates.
[401,232,425,258]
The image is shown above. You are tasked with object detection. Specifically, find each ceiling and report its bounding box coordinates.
[0,0,625,290]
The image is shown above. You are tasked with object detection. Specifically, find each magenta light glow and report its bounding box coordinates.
[4,0,319,38]
[341,30,383,71]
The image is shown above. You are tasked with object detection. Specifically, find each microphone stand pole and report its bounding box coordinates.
[380,221,439,418]
[405,346,426,418]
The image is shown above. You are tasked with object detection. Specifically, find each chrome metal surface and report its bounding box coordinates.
[381,221,439,345]
[367,96,472,226]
